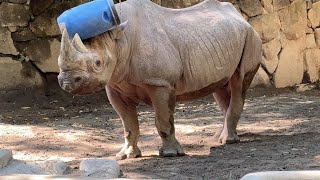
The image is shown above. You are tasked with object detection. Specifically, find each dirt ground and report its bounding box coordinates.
[0,82,320,179]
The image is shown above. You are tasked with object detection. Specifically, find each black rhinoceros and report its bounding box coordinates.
[57,0,262,159]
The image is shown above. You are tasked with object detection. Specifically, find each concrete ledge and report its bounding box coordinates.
[241,171,320,180]
[0,150,12,169]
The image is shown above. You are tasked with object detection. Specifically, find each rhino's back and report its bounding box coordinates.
[159,1,250,95]
[123,0,254,98]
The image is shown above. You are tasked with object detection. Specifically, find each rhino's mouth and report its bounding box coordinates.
[69,81,105,96]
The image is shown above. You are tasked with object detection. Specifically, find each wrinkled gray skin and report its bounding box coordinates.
[58,0,262,160]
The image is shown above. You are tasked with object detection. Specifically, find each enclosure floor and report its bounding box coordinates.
[1,88,320,179]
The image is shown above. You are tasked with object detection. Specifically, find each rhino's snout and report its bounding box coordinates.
[58,73,84,93]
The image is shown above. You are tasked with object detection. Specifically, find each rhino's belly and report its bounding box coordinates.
[175,76,229,102]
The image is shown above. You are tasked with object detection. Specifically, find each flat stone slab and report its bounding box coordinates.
[0,175,121,180]
[0,150,12,169]
[0,159,67,175]
[241,171,320,180]
[80,159,120,178]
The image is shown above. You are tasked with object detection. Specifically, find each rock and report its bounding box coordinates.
[11,27,35,42]
[306,28,314,34]
[307,0,313,9]
[0,57,44,90]
[278,0,307,40]
[250,12,281,43]
[0,175,102,180]
[29,0,90,37]
[0,27,18,55]
[250,67,271,88]
[0,150,12,169]
[308,2,320,28]
[239,0,264,17]
[273,0,290,10]
[161,0,199,8]
[262,56,279,74]
[29,13,61,37]
[9,0,27,3]
[30,0,54,16]
[241,171,320,180]
[7,26,18,32]
[274,36,306,88]
[263,37,281,60]
[306,33,317,49]
[33,160,67,175]
[0,3,30,27]
[80,159,120,178]
[304,49,320,82]
[21,38,61,73]
[152,0,161,5]
[315,28,320,46]
[261,0,273,13]
[296,84,316,92]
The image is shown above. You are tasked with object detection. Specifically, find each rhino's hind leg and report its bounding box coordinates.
[146,86,185,157]
[213,65,259,144]
[212,86,230,140]
[213,69,244,144]
[106,86,141,160]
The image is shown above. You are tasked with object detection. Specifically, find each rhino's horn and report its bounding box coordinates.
[60,28,73,61]
[72,33,89,53]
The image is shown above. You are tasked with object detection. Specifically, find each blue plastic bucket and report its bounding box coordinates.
[57,0,120,40]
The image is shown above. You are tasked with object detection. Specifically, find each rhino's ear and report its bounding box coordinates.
[72,33,89,53]
[110,21,127,40]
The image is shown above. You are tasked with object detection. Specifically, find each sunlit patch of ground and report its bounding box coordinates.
[0,89,320,179]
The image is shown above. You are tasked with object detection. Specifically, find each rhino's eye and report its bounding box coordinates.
[95,60,101,67]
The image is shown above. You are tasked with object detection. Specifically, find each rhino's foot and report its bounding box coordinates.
[218,130,240,144]
[159,140,185,157]
[116,145,141,160]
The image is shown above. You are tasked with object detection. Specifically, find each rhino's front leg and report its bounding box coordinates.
[146,86,185,157]
[106,86,141,160]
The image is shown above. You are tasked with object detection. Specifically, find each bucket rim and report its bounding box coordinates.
[107,0,121,25]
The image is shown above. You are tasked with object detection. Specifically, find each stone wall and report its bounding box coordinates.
[0,0,92,93]
[0,0,319,93]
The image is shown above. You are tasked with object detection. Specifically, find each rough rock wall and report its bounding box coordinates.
[0,0,90,93]
[0,0,319,93]
[158,0,320,88]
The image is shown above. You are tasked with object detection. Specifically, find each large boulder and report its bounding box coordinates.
[262,56,279,74]
[274,36,306,88]
[11,27,35,42]
[0,57,44,90]
[273,0,290,10]
[278,0,307,40]
[308,1,320,28]
[262,37,281,60]
[0,3,30,27]
[261,0,273,13]
[304,49,320,82]
[306,33,317,49]
[315,28,320,46]
[249,12,281,43]
[30,0,54,16]
[239,0,264,17]
[9,0,27,3]
[80,159,121,178]
[0,27,18,55]
[0,150,12,169]
[21,38,61,73]
[250,67,271,88]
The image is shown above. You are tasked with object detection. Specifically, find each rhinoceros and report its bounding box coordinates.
[57,0,262,159]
